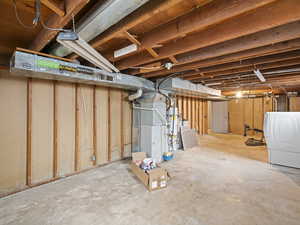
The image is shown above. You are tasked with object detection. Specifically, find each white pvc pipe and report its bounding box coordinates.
[128,88,143,101]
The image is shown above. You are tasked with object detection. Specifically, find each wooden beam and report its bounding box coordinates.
[145,47,159,58]
[139,0,276,48]
[141,37,300,78]
[187,58,300,80]
[124,31,141,46]
[41,0,65,17]
[92,86,97,166]
[26,78,32,186]
[116,0,300,70]
[169,56,178,64]
[123,31,159,58]
[70,0,183,59]
[146,49,300,79]
[120,92,124,159]
[53,81,58,177]
[75,84,79,171]
[107,88,111,162]
[214,74,300,89]
[30,0,89,51]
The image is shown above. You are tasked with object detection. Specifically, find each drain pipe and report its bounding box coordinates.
[128,88,143,101]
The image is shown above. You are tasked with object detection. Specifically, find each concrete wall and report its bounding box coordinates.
[0,71,132,196]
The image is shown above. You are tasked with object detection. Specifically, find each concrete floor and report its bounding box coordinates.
[1,134,300,225]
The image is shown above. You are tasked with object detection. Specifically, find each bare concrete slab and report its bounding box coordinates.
[0,134,299,225]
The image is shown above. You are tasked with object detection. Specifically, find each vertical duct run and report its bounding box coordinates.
[49,0,149,57]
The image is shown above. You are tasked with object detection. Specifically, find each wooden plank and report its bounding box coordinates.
[228,99,244,135]
[121,92,124,158]
[30,0,89,51]
[56,82,76,176]
[0,74,27,195]
[177,96,183,118]
[196,99,200,133]
[203,101,208,134]
[169,56,178,64]
[27,78,32,185]
[143,36,300,78]
[108,88,111,162]
[116,0,300,70]
[78,0,183,60]
[145,47,159,58]
[253,98,264,130]
[95,87,109,165]
[140,0,276,49]
[122,92,132,158]
[182,97,187,120]
[199,100,203,135]
[110,89,122,161]
[188,97,192,126]
[75,84,79,171]
[77,85,94,170]
[289,97,300,112]
[41,0,65,17]
[16,47,73,62]
[31,79,54,184]
[93,86,97,166]
[53,81,58,178]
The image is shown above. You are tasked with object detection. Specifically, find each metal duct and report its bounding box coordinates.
[49,0,149,57]
[10,51,222,98]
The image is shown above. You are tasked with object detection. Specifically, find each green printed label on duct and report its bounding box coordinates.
[37,60,60,69]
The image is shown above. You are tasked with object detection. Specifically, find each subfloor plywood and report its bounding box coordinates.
[77,85,94,170]
[31,79,54,184]
[0,74,27,195]
[56,82,75,176]
[95,87,109,165]
[110,89,122,161]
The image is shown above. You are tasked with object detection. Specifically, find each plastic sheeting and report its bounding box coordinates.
[264,112,300,168]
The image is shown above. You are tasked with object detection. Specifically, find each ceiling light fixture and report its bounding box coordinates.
[57,31,119,73]
[236,91,243,98]
[254,69,266,82]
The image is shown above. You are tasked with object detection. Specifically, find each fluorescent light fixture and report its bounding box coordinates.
[205,82,221,86]
[236,91,243,98]
[254,69,266,82]
[57,32,119,73]
[114,44,138,58]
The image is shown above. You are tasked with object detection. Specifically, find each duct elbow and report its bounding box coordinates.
[128,88,143,101]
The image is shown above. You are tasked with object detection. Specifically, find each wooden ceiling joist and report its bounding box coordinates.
[116,0,300,70]
[123,31,159,59]
[41,0,65,17]
[180,50,300,79]
[30,0,89,52]
[187,59,300,81]
[69,0,183,60]
[214,74,300,89]
[142,22,300,79]
[140,0,276,48]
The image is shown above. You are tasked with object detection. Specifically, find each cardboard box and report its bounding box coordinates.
[130,152,168,191]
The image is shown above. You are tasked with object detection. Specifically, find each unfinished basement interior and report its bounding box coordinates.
[1,0,300,225]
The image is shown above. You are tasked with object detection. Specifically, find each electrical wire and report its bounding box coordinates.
[13,0,71,32]
[157,72,182,111]
[12,0,38,29]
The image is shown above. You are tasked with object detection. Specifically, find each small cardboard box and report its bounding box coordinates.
[130,152,168,191]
